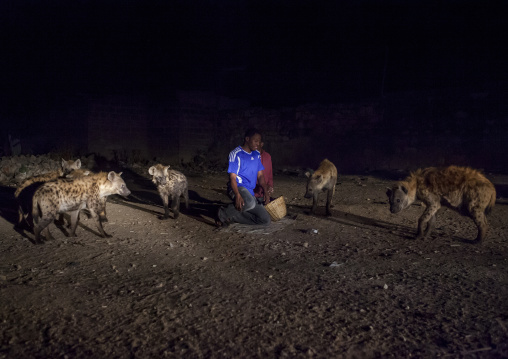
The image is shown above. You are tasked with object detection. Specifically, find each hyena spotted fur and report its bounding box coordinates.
[148,164,189,219]
[304,159,338,216]
[15,160,88,227]
[15,159,83,198]
[386,165,496,242]
[32,171,130,243]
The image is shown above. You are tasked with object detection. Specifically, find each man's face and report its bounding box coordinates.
[246,133,261,152]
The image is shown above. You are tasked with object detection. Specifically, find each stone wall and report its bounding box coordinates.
[82,88,507,174]
[5,87,505,175]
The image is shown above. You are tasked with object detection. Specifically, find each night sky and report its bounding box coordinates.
[1,0,507,113]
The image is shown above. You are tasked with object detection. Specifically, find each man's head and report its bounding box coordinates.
[243,128,262,152]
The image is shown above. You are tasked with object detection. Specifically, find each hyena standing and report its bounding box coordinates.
[15,160,87,227]
[148,164,189,219]
[304,159,338,216]
[386,165,496,242]
[32,171,131,243]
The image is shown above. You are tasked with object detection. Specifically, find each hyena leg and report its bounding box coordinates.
[87,203,111,238]
[54,213,65,226]
[424,214,437,237]
[161,195,170,219]
[68,210,81,237]
[42,226,55,241]
[99,197,108,223]
[171,195,181,219]
[310,193,318,215]
[34,216,55,243]
[92,212,112,238]
[416,205,440,239]
[16,207,28,230]
[17,207,24,226]
[183,190,189,210]
[471,208,488,243]
[325,188,333,216]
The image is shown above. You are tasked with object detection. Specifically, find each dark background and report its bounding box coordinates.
[1,0,507,171]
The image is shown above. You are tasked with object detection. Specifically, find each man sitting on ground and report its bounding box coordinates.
[216,128,271,227]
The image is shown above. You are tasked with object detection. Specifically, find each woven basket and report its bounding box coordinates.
[265,196,287,221]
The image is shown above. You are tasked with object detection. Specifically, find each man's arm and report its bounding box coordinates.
[229,173,244,211]
[257,170,271,204]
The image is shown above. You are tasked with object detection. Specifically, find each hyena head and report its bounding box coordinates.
[148,164,170,186]
[304,171,324,198]
[386,184,411,214]
[62,159,81,175]
[108,171,131,197]
[65,168,91,179]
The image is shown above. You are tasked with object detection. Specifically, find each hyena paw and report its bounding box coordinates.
[158,214,170,220]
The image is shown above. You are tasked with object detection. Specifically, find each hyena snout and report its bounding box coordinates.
[389,204,403,214]
[120,187,131,197]
[304,188,313,199]
[387,187,408,214]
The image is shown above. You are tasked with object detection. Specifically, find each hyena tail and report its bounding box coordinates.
[485,191,496,215]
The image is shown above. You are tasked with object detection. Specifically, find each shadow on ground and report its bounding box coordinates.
[114,168,229,226]
[288,203,415,238]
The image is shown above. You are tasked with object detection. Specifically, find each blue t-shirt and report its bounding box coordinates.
[228,146,265,195]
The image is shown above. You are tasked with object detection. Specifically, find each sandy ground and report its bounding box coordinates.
[0,168,507,358]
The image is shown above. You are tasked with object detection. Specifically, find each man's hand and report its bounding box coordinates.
[264,192,271,205]
[229,173,244,211]
[235,195,244,211]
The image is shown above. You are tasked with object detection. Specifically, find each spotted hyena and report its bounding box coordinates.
[32,171,131,243]
[386,165,496,242]
[15,159,83,198]
[61,158,82,175]
[15,161,89,228]
[304,159,338,216]
[148,164,189,219]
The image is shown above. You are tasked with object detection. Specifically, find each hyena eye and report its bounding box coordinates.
[397,199,400,203]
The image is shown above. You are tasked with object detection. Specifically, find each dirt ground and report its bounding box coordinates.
[1,167,507,358]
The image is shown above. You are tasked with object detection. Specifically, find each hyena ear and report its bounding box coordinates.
[83,170,90,176]
[401,185,408,194]
[61,158,66,168]
[107,171,117,182]
[164,165,170,175]
[74,159,81,169]
[305,171,311,178]
[386,187,392,197]
[316,174,323,183]
[148,166,155,175]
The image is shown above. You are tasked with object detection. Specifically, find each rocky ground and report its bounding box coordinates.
[0,165,507,358]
